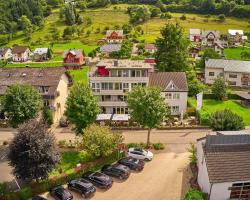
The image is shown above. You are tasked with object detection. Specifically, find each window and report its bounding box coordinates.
[101,83,113,90]
[123,70,129,77]
[242,74,249,78]
[229,73,237,78]
[115,83,122,90]
[173,93,180,100]
[228,81,236,86]
[209,72,214,76]
[92,83,100,92]
[123,83,129,92]
[117,70,122,77]
[136,70,141,77]
[172,106,179,113]
[242,81,248,86]
[39,86,49,94]
[131,70,136,77]
[165,93,172,99]
[141,70,146,77]
[111,70,117,77]
[230,182,250,199]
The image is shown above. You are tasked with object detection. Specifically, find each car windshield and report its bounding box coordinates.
[128,158,139,164]
[94,172,109,181]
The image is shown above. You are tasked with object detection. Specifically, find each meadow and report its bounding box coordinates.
[3,4,250,47]
[224,47,250,60]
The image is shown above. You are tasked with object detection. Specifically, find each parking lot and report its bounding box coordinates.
[40,152,190,200]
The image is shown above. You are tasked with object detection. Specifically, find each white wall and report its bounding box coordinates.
[210,182,232,200]
[162,91,188,115]
[52,74,69,122]
[205,67,224,84]
[197,139,211,194]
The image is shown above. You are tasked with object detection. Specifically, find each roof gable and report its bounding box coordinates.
[149,72,188,92]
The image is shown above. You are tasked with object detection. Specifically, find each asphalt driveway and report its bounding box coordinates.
[40,152,190,200]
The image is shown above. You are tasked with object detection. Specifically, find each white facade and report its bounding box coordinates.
[161,91,187,115]
[89,60,152,114]
[13,49,31,62]
[205,59,250,87]
[0,48,12,60]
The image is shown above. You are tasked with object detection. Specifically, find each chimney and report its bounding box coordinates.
[114,60,118,67]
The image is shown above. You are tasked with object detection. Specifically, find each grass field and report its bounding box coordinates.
[3,4,250,47]
[5,62,63,68]
[224,47,250,60]
[188,98,250,125]
[69,67,89,84]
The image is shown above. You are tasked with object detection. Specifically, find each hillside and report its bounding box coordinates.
[4,4,250,49]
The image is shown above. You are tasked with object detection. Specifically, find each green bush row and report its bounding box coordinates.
[125,142,165,150]
[2,154,118,200]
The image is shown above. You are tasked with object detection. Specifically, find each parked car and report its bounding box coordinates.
[50,186,73,200]
[32,196,47,200]
[68,179,96,198]
[128,147,154,161]
[101,163,130,180]
[82,171,113,189]
[118,157,144,171]
[59,117,69,127]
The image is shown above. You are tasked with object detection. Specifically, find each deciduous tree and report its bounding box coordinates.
[8,119,59,181]
[80,124,123,158]
[3,84,43,128]
[211,76,227,100]
[64,82,100,134]
[127,86,169,147]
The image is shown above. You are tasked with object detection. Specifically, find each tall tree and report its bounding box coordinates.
[64,82,100,134]
[155,23,189,72]
[3,84,43,128]
[127,86,169,147]
[8,119,59,181]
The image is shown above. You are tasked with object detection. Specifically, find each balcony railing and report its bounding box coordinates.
[241,77,250,82]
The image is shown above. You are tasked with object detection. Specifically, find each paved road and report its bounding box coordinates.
[40,152,190,200]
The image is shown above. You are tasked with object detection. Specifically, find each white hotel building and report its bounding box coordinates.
[89,59,188,115]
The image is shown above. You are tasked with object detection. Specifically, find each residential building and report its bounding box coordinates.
[189,46,200,59]
[201,30,220,47]
[205,59,250,87]
[12,46,31,62]
[34,48,50,61]
[63,49,85,69]
[213,42,224,56]
[106,30,123,43]
[197,134,250,200]
[145,44,157,54]
[100,44,121,57]
[89,59,154,114]
[189,29,201,42]
[0,48,12,60]
[228,29,244,43]
[0,67,71,122]
[149,72,188,115]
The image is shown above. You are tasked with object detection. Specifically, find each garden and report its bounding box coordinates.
[188,98,250,126]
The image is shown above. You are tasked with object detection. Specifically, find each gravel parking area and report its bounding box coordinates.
[40,152,189,200]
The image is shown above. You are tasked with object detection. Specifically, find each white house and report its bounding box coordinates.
[0,48,12,60]
[202,30,220,47]
[205,59,250,87]
[12,46,31,62]
[228,29,244,43]
[189,29,201,42]
[149,72,188,115]
[145,44,157,54]
[197,134,250,200]
[33,48,50,61]
[89,59,154,114]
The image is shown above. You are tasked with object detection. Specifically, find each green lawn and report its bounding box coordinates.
[49,150,93,177]
[69,67,89,84]
[5,62,63,68]
[224,47,250,60]
[2,4,250,46]
[188,98,250,125]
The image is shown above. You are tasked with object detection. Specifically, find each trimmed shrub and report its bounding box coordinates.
[153,143,165,150]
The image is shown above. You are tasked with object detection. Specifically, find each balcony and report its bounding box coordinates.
[241,77,250,82]
[89,76,149,82]
[99,101,127,107]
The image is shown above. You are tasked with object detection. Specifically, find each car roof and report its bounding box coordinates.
[70,179,93,188]
[129,147,143,152]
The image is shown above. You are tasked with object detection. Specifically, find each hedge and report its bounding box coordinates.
[2,153,119,200]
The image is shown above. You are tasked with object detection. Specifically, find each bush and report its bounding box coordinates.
[187,143,197,165]
[210,109,244,131]
[211,77,227,100]
[184,188,206,200]
[58,140,67,147]
[153,143,165,150]
[180,14,187,20]
[42,107,53,126]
